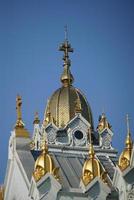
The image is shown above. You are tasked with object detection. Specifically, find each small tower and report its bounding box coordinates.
[97,113,113,149]
[32,112,41,150]
[97,113,112,133]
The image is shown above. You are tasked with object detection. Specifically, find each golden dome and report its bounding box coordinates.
[44,39,94,129]
[118,115,133,171]
[44,86,93,128]
[33,141,59,182]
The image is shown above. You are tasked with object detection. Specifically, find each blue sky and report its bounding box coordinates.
[0,0,134,183]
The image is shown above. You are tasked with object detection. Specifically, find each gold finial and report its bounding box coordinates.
[81,128,98,185]
[59,28,74,87]
[33,134,60,182]
[125,114,132,148]
[125,114,133,149]
[15,95,25,129]
[81,128,108,186]
[33,112,40,124]
[118,114,133,171]
[14,95,29,138]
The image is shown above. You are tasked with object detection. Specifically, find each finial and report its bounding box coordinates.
[81,128,107,186]
[15,95,25,128]
[59,28,74,87]
[125,114,133,149]
[33,112,40,124]
[33,131,60,182]
[118,114,133,171]
[14,95,29,137]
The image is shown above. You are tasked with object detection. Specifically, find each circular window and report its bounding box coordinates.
[74,130,83,140]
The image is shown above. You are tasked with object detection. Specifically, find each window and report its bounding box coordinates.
[74,130,83,140]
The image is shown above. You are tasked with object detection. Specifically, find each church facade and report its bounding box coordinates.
[1,37,134,200]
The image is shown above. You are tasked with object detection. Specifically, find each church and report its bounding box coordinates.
[0,36,134,200]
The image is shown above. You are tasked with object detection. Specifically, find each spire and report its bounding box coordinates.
[15,95,25,129]
[59,26,74,87]
[33,112,40,124]
[118,114,133,171]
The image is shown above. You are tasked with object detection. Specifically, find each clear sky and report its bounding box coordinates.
[0,0,134,183]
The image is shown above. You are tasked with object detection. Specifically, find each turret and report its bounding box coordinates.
[32,112,41,150]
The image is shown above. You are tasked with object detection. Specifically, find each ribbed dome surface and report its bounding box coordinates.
[45,85,94,128]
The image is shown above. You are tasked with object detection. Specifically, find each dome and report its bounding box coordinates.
[45,85,94,129]
[44,39,94,129]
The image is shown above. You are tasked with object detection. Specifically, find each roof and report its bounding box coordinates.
[16,138,35,181]
[15,137,118,191]
[32,145,118,190]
